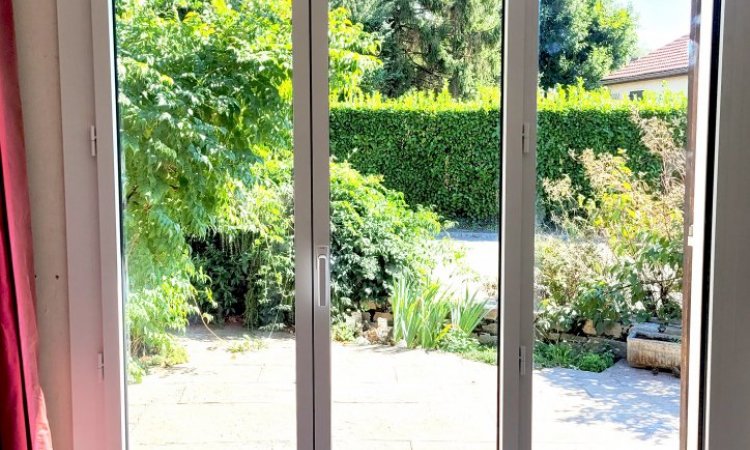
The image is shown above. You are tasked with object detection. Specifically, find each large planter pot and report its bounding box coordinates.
[627,322,681,371]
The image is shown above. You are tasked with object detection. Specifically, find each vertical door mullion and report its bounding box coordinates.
[293,0,317,448]
[91,0,127,448]
[500,0,538,449]
[310,0,332,448]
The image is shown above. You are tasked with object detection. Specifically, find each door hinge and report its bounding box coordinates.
[519,345,528,376]
[521,122,530,154]
[97,352,105,380]
[89,125,98,157]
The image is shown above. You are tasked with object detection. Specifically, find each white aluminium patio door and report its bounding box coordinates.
[89,0,537,448]
[78,0,714,449]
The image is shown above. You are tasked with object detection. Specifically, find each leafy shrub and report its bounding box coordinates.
[191,151,295,329]
[534,340,615,373]
[116,0,382,366]
[330,86,687,221]
[191,156,446,328]
[438,329,498,365]
[534,238,606,336]
[536,115,685,335]
[437,328,482,353]
[330,163,444,311]
[331,320,358,343]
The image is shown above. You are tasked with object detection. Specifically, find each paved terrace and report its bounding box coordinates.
[128,326,679,450]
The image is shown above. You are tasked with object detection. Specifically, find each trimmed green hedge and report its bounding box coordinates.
[330,88,687,221]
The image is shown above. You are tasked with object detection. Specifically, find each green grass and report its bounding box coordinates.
[534,340,615,373]
[460,345,498,365]
[439,334,615,372]
[438,329,498,365]
[226,335,266,354]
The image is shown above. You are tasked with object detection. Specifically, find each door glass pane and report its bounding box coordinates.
[327,1,503,448]
[533,1,692,449]
[114,1,297,448]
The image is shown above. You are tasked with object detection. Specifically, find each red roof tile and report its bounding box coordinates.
[602,35,690,84]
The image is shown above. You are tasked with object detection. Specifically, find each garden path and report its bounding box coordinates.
[128,326,679,450]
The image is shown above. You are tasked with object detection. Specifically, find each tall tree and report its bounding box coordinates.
[336,0,637,97]
[116,0,380,358]
[539,0,638,89]
[333,0,502,99]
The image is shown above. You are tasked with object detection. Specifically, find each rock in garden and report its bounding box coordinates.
[583,320,597,336]
[374,312,393,324]
[478,334,498,345]
[350,311,364,326]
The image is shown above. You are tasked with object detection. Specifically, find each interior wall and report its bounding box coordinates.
[11,0,73,449]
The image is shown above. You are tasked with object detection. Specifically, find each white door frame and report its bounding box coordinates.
[309,0,332,448]
[56,0,722,449]
[292,0,317,449]
[89,1,127,449]
[83,0,322,448]
[500,0,538,448]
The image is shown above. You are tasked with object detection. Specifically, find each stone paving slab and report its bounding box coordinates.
[128,326,679,449]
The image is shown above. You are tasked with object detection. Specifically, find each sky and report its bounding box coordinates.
[620,0,693,52]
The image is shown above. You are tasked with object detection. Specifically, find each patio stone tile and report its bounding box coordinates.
[332,440,413,450]
[411,441,495,450]
[128,326,680,449]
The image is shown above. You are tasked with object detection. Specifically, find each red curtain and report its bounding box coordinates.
[0,0,53,448]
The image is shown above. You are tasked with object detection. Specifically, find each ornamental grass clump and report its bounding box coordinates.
[391,276,488,349]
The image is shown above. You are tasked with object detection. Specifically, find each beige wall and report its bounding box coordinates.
[606,74,689,99]
[12,0,73,449]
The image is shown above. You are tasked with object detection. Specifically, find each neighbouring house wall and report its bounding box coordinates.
[606,75,689,99]
[11,0,73,449]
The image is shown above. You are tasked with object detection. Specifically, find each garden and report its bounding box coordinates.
[116,0,687,386]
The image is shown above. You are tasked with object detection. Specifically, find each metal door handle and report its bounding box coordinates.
[315,246,329,308]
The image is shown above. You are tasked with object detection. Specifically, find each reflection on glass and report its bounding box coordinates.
[116,1,296,448]
[328,1,502,448]
[533,1,690,449]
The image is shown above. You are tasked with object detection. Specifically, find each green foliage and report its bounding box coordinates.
[539,0,638,89]
[535,237,635,337]
[438,329,497,365]
[534,340,615,372]
[391,276,487,349]
[536,115,686,336]
[391,277,452,349]
[117,0,383,364]
[332,320,358,343]
[449,287,489,336]
[534,238,603,337]
[459,344,498,365]
[226,335,266,354]
[191,151,295,329]
[330,163,444,311]
[191,156,446,327]
[332,0,637,96]
[332,0,502,98]
[575,117,685,323]
[330,86,687,221]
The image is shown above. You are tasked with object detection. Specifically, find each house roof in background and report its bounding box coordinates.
[602,35,690,85]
